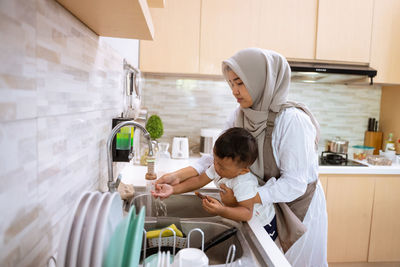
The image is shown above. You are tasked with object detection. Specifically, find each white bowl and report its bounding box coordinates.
[173,248,208,267]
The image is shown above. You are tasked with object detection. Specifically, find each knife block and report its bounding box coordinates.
[364,131,383,155]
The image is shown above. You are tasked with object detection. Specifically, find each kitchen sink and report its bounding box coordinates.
[131,190,274,266]
[141,218,244,265]
[131,192,218,218]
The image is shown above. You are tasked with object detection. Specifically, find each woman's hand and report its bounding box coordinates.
[151,183,174,200]
[155,172,180,186]
[219,184,238,207]
[202,196,224,215]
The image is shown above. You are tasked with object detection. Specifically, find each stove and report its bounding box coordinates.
[319,151,367,167]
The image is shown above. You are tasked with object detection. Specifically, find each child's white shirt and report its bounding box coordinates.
[205,165,275,226]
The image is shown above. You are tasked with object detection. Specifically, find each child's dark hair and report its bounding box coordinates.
[213,127,258,167]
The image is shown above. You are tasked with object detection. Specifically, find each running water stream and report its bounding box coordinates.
[145,180,168,217]
[154,197,167,217]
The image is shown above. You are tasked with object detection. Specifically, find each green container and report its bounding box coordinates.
[116,129,131,150]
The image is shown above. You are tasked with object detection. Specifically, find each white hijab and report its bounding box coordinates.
[222,48,320,178]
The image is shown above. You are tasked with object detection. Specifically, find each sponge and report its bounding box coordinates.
[146,224,183,239]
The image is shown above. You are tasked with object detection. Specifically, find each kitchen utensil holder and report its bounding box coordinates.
[147,228,205,251]
[158,227,177,255]
[187,228,205,251]
[143,227,176,267]
[148,234,186,250]
[144,228,206,267]
[144,226,237,266]
[225,244,236,267]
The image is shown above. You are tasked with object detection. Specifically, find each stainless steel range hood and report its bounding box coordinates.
[288,61,377,85]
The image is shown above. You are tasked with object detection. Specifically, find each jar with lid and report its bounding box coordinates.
[156,142,172,176]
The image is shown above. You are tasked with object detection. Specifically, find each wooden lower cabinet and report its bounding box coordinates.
[325,175,375,262]
[319,175,328,197]
[320,174,400,263]
[368,177,400,262]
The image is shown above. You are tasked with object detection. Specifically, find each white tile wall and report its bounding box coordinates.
[0,0,126,265]
[142,74,381,154]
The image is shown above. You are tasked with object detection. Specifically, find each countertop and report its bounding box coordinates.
[319,161,400,175]
[319,152,400,175]
[120,156,400,187]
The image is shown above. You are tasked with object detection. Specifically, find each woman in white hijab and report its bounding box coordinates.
[156,48,328,266]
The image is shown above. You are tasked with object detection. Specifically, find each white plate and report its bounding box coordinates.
[58,192,91,267]
[90,192,111,267]
[67,192,97,267]
[91,192,123,267]
[77,192,102,267]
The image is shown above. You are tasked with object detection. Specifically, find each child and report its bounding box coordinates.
[152,127,277,240]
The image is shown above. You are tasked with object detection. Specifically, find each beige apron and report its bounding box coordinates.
[259,107,318,253]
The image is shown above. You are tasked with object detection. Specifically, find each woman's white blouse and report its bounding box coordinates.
[191,106,319,205]
[191,106,328,266]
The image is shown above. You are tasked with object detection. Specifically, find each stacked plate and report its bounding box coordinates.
[58,191,124,267]
[104,204,145,267]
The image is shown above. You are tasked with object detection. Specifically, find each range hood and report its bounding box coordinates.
[288,61,377,85]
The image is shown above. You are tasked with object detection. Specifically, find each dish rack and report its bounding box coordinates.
[142,227,237,267]
[147,229,188,250]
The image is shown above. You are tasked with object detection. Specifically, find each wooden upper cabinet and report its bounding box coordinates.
[199,0,261,75]
[368,176,400,262]
[258,0,317,60]
[199,0,318,75]
[370,0,400,84]
[139,0,400,82]
[139,0,201,74]
[56,0,154,39]
[316,0,374,63]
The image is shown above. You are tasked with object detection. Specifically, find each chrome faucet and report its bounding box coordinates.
[106,120,154,192]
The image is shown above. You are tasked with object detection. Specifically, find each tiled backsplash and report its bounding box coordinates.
[0,0,125,265]
[142,74,382,153]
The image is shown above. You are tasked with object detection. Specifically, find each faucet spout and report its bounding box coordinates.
[106,120,154,192]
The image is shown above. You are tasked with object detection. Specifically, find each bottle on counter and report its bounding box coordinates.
[145,156,157,191]
[144,157,157,216]
[384,133,395,152]
[397,139,400,154]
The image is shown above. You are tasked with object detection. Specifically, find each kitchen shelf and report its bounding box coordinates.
[56,0,154,40]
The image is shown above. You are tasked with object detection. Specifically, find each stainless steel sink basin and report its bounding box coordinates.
[131,191,274,266]
[132,192,217,218]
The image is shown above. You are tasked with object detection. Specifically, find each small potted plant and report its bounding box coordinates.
[140,115,164,165]
[146,114,164,140]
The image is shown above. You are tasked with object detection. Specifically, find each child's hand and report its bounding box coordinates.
[151,183,173,199]
[202,196,224,215]
[219,184,238,207]
[155,172,180,186]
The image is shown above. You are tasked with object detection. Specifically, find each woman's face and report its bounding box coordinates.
[226,70,253,108]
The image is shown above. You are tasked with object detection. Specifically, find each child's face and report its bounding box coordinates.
[213,153,249,178]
